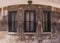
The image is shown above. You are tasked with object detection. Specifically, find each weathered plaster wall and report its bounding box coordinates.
[0,0,60,8]
[0,5,60,43]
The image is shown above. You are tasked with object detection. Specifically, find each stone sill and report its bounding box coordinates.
[8,32,17,35]
[42,32,51,34]
[23,32,36,35]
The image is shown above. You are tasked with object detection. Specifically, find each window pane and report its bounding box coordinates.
[24,10,36,32]
[12,13,14,32]
[26,22,29,31]
[43,21,47,32]
[43,11,51,32]
[47,11,51,32]
[8,11,17,32]
[12,13,14,22]
[8,13,12,32]
[26,12,29,21]
[31,12,34,21]
[30,22,34,31]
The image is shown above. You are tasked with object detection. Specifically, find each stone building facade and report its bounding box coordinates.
[0,0,60,43]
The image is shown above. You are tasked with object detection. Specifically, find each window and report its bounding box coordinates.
[43,11,51,32]
[24,10,36,32]
[8,11,17,32]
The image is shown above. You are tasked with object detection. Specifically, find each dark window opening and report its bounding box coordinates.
[24,10,36,32]
[8,11,17,32]
[43,11,51,32]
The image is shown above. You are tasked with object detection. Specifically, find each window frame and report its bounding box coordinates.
[8,10,17,34]
[24,10,36,33]
[42,10,51,34]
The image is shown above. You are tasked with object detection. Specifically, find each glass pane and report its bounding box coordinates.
[43,11,51,32]
[12,13,14,22]
[8,13,12,32]
[26,12,29,21]
[8,11,17,32]
[30,22,34,31]
[47,11,51,32]
[24,10,36,32]
[12,13,16,32]
[26,22,29,31]
[14,12,17,32]
[43,12,47,32]
[12,22,14,31]
[31,12,34,21]
[44,12,47,21]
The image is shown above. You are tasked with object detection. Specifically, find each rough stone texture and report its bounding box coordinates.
[0,5,60,43]
[0,31,59,43]
[0,31,38,43]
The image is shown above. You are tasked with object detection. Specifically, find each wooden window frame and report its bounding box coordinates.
[42,10,51,33]
[8,10,17,33]
[24,10,36,33]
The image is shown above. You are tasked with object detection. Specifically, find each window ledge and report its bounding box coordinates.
[24,32,36,34]
[42,32,51,34]
[8,32,17,35]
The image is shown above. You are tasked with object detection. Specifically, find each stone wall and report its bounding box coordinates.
[0,5,60,43]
